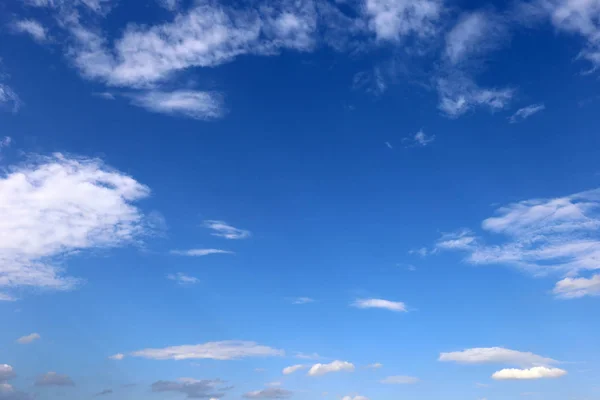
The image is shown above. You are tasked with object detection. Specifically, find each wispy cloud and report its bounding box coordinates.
[0,84,21,112]
[167,273,199,285]
[282,364,307,375]
[170,249,233,256]
[17,333,40,344]
[366,363,383,369]
[108,353,124,360]
[352,298,407,312]
[308,360,354,376]
[129,90,225,120]
[203,220,251,239]
[152,378,228,399]
[363,0,442,41]
[403,130,435,147]
[95,389,113,396]
[492,367,567,380]
[291,297,314,305]
[508,103,545,123]
[243,387,293,398]
[129,340,284,360]
[0,154,150,297]
[13,19,47,42]
[439,347,558,367]
[380,375,419,384]
[35,372,75,387]
[295,352,322,360]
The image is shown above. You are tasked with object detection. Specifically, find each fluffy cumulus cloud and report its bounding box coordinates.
[0,383,32,400]
[380,375,419,384]
[352,298,407,312]
[128,90,225,120]
[12,20,47,42]
[0,154,150,298]
[0,365,15,382]
[35,372,75,387]
[16,333,40,344]
[243,387,293,398]
[130,340,284,360]
[282,364,307,375]
[508,103,545,123]
[203,220,251,239]
[433,188,600,297]
[308,360,355,376]
[152,378,228,399]
[553,274,600,298]
[439,347,557,367]
[491,366,567,380]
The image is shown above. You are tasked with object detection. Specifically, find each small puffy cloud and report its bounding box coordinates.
[352,298,407,312]
[35,372,75,387]
[13,20,47,42]
[363,0,442,41]
[129,90,225,120]
[16,333,40,344]
[366,363,383,369]
[342,396,369,400]
[94,389,113,396]
[439,347,557,367]
[152,378,227,399]
[167,273,199,285]
[0,383,32,400]
[294,352,321,360]
[130,340,284,360]
[282,364,307,375]
[403,130,435,147]
[0,137,11,150]
[509,104,545,123]
[492,367,567,380]
[380,375,419,384]
[108,353,124,360]
[554,274,600,298]
[0,365,16,382]
[203,220,250,239]
[308,360,354,376]
[243,387,293,398]
[170,249,233,256]
[0,154,150,296]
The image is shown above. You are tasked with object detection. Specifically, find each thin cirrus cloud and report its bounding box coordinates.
[366,363,383,369]
[128,90,225,120]
[16,333,40,344]
[170,249,233,256]
[243,387,293,399]
[432,187,600,298]
[108,353,124,360]
[508,103,545,123]
[402,130,435,147]
[0,83,21,112]
[35,372,75,387]
[167,273,199,285]
[380,375,419,384]
[491,366,567,380]
[291,297,315,305]
[0,153,150,299]
[308,360,355,376]
[12,19,48,42]
[127,340,284,360]
[351,298,407,312]
[439,347,558,367]
[282,364,307,375]
[203,220,251,239]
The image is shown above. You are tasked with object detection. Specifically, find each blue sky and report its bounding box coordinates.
[1,0,600,399]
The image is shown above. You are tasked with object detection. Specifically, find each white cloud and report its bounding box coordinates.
[308,360,355,376]
[0,154,150,297]
[170,249,233,256]
[433,188,600,294]
[403,130,435,147]
[352,298,407,312]
[0,365,15,382]
[108,353,124,360]
[291,297,314,305]
[35,372,74,387]
[436,229,477,250]
[243,387,293,398]
[152,378,228,399]
[508,103,545,123]
[167,273,199,285]
[282,364,306,375]
[294,352,322,359]
[380,375,419,384]
[130,341,284,360]
[439,347,557,367]
[203,220,251,239]
[0,137,11,149]
[366,363,383,369]
[445,11,507,65]
[129,90,224,120]
[16,333,40,344]
[0,84,20,112]
[364,0,443,41]
[13,20,47,42]
[436,74,514,118]
[492,366,567,380]
[553,274,600,298]
[0,293,16,302]
[342,396,369,400]
[157,0,179,11]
